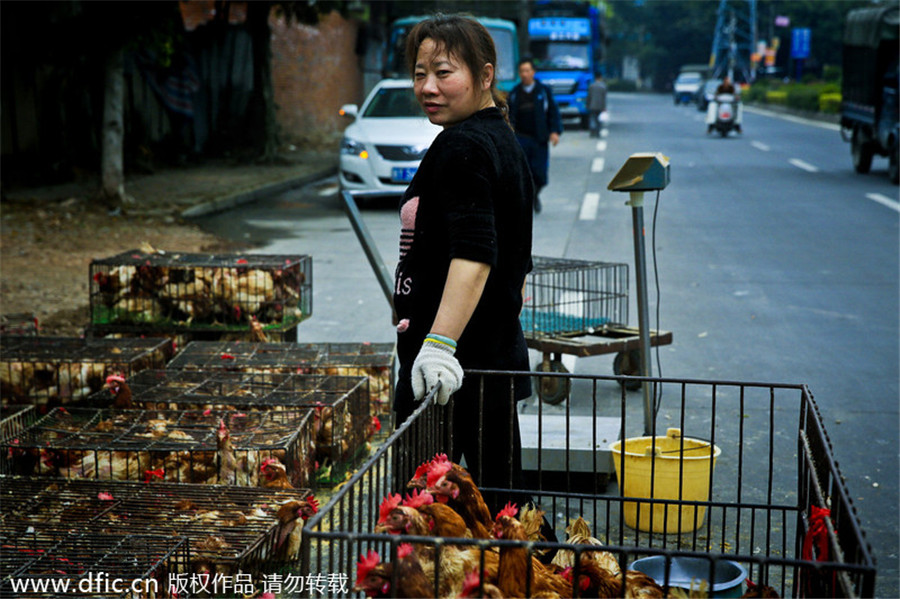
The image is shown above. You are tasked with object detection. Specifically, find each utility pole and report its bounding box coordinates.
[710,0,757,82]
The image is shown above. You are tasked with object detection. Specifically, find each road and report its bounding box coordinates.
[198,92,899,596]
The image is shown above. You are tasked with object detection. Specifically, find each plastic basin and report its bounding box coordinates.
[629,556,747,598]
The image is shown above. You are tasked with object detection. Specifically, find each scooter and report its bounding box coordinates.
[707,93,742,137]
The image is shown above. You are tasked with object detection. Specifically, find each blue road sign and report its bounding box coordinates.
[791,27,811,59]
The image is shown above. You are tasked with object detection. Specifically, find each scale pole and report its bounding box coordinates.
[627,190,655,436]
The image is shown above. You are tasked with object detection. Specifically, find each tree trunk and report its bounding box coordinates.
[99,47,129,209]
[246,1,278,163]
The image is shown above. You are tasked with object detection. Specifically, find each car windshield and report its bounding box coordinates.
[363,87,422,118]
[677,73,702,83]
[530,41,590,71]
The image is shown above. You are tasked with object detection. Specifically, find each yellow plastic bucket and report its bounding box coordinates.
[610,428,720,534]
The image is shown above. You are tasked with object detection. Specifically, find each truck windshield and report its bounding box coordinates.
[530,41,590,71]
[363,87,421,118]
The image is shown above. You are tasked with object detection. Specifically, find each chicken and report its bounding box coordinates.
[623,569,665,598]
[374,490,467,538]
[740,580,780,598]
[354,544,435,598]
[551,517,621,578]
[314,404,354,462]
[259,457,294,489]
[405,489,470,538]
[273,496,319,560]
[492,502,573,598]
[426,458,494,539]
[458,568,504,598]
[58,449,151,480]
[216,418,241,484]
[560,556,623,598]
[249,315,269,342]
[105,374,133,409]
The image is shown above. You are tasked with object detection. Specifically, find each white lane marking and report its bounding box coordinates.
[751,141,770,152]
[601,129,608,138]
[744,105,841,131]
[866,193,900,213]
[596,140,607,152]
[789,158,819,173]
[591,157,605,172]
[579,192,600,221]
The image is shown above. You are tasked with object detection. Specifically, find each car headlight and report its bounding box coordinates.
[341,137,368,159]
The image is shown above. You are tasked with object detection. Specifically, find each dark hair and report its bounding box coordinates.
[518,57,535,69]
[405,14,508,119]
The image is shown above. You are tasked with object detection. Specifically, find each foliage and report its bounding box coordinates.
[822,64,842,83]
[606,78,638,92]
[819,93,842,114]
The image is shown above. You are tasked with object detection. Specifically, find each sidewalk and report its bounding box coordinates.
[3,148,339,219]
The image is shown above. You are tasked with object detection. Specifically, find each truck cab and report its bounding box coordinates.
[527,6,601,128]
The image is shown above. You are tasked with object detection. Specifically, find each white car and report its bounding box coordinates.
[339,79,441,195]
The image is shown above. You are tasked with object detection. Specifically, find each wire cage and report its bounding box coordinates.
[300,371,876,598]
[0,313,39,336]
[0,336,174,408]
[83,369,372,485]
[88,250,312,337]
[0,405,313,488]
[0,476,314,589]
[166,341,396,423]
[521,256,629,337]
[0,529,188,599]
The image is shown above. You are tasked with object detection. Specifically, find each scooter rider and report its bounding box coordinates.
[706,76,742,133]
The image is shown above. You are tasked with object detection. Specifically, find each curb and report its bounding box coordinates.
[180,165,338,219]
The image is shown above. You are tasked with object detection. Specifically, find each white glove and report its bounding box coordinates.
[411,336,463,405]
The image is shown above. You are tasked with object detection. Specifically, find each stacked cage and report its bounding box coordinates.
[0,336,173,408]
[89,250,312,341]
[0,313,38,336]
[84,369,372,485]
[0,404,313,488]
[0,476,314,594]
[300,372,876,598]
[166,341,396,423]
[521,256,629,337]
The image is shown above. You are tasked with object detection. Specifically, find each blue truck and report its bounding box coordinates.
[527,2,603,128]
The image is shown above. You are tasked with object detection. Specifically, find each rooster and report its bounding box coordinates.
[492,502,572,598]
[354,544,434,598]
[273,496,319,561]
[105,374,133,409]
[426,458,493,539]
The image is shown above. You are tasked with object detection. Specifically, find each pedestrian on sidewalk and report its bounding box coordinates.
[587,73,607,138]
[392,14,534,511]
[507,57,562,213]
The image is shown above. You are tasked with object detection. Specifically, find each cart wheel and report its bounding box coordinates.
[613,350,643,391]
[535,359,570,405]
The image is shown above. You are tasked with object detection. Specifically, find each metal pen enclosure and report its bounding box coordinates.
[300,371,876,598]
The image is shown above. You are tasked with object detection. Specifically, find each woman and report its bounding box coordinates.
[393,14,534,502]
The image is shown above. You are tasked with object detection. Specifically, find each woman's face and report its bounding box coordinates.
[414,38,493,128]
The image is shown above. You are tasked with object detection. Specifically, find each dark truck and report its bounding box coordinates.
[841,4,899,184]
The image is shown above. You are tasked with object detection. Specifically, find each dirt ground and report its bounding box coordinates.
[1,151,331,336]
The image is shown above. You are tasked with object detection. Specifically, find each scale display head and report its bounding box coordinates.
[608,153,670,192]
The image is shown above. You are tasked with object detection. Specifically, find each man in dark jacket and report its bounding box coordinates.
[508,57,562,213]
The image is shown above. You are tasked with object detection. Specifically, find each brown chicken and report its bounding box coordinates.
[458,569,504,598]
[740,580,780,598]
[105,374,133,409]
[426,458,494,539]
[551,517,621,578]
[354,544,434,598]
[492,502,573,598]
[624,569,665,598]
[560,556,623,598]
[273,496,319,561]
[259,457,294,489]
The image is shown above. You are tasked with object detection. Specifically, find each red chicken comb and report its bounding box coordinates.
[412,461,431,481]
[306,495,319,513]
[105,374,126,385]
[377,493,403,524]
[431,452,450,465]
[496,502,518,520]
[403,489,434,509]
[461,569,481,595]
[143,468,164,483]
[397,543,414,559]
[426,460,452,488]
[356,550,381,585]
[260,457,278,471]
